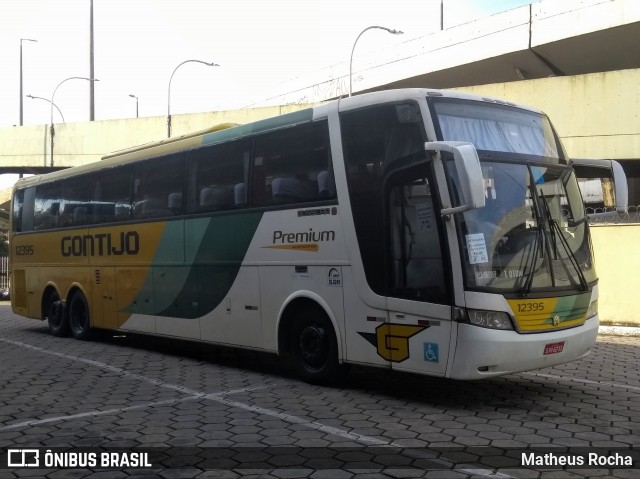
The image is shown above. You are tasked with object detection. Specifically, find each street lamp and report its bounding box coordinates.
[349,26,403,97]
[51,76,98,125]
[129,94,139,118]
[167,59,219,137]
[50,76,99,167]
[26,94,65,123]
[19,38,38,126]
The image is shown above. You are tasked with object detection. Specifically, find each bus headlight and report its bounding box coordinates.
[467,309,514,330]
[586,300,598,319]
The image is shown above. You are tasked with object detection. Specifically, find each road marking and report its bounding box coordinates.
[1,390,245,431]
[0,337,506,477]
[524,372,640,393]
[0,337,389,444]
[1,337,208,396]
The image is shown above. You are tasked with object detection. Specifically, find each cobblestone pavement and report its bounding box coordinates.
[0,304,638,478]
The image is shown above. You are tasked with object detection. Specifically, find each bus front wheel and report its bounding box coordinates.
[289,308,341,384]
[68,291,93,340]
[45,290,69,337]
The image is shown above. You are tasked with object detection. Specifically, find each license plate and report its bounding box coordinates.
[544,341,565,355]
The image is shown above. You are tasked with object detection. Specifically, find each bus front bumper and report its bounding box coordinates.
[448,316,599,380]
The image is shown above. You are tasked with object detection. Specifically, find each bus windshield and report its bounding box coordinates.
[432,98,596,293]
[454,162,596,292]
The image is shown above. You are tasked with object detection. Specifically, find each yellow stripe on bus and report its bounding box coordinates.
[507,297,586,332]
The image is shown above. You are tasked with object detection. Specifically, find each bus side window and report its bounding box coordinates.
[186,140,249,213]
[12,189,24,233]
[92,167,132,223]
[251,121,334,207]
[33,182,61,230]
[388,175,448,304]
[60,175,92,227]
[133,154,185,219]
[340,101,426,296]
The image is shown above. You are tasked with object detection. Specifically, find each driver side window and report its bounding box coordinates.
[387,166,449,304]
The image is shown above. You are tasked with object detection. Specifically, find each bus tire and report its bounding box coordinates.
[45,290,69,337]
[289,307,341,385]
[68,291,93,340]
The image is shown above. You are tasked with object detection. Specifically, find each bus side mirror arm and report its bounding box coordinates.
[424,141,486,216]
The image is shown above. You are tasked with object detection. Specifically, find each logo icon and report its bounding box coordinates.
[358,323,426,362]
[327,268,342,287]
[553,315,560,326]
[7,449,40,467]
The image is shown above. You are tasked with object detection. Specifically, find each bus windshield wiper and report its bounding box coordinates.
[521,166,546,295]
[540,191,589,291]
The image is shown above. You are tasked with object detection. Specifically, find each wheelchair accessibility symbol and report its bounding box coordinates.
[423,343,439,363]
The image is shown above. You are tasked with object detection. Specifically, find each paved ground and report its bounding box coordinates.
[0,304,638,478]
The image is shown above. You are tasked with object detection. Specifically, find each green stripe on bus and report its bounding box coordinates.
[553,293,591,321]
[126,212,263,319]
[202,109,314,145]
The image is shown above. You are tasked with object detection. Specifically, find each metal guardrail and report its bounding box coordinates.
[586,206,640,225]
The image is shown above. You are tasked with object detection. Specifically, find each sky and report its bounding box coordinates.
[0,0,538,129]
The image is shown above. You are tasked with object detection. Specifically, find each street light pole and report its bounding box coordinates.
[349,26,403,97]
[89,0,95,120]
[19,38,37,126]
[167,59,219,138]
[50,76,99,167]
[27,94,65,123]
[129,94,139,118]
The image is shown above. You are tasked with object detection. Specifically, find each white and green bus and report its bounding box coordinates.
[10,88,599,382]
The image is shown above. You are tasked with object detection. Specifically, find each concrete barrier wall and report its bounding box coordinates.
[4,69,638,171]
[590,224,640,326]
[0,104,314,170]
[0,124,50,168]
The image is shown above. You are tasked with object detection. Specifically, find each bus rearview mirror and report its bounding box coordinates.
[424,141,486,216]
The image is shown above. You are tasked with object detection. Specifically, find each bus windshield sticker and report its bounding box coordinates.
[466,233,489,264]
[532,166,546,184]
[416,202,433,231]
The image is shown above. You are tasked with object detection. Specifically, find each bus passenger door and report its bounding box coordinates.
[91,266,117,329]
[384,166,452,376]
[115,267,156,333]
[155,266,201,340]
[199,266,262,348]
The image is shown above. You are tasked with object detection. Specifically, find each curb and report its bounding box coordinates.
[598,325,640,337]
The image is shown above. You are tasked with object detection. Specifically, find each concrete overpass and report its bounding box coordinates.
[1,0,639,226]
[261,0,640,101]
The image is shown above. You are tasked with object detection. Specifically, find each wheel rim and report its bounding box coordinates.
[298,324,329,370]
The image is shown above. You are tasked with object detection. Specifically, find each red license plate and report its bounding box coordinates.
[544,341,565,355]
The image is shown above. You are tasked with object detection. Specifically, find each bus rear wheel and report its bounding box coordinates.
[68,291,93,340]
[289,308,341,384]
[45,290,69,337]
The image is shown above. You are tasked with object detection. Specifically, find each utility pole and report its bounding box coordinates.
[89,0,95,120]
[19,38,37,126]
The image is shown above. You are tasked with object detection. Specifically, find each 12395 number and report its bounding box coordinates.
[15,245,34,256]
[517,302,545,313]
